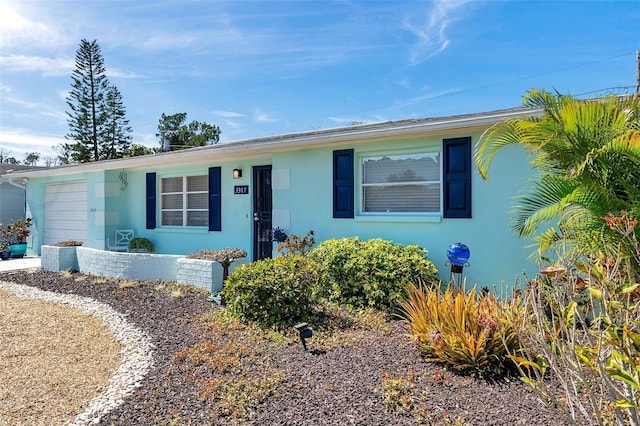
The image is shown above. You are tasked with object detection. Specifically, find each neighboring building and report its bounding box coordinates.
[11,106,541,287]
[0,164,44,226]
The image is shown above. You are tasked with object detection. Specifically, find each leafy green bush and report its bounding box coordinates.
[308,237,438,312]
[221,255,323,328]
[400,282,524,377]
[127,237,155,252]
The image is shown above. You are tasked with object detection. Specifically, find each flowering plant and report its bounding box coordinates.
[6,218,32,244]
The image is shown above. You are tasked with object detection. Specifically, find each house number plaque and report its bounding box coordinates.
[234,185,249,195]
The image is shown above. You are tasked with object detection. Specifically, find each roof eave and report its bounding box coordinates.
[12,106,541,178]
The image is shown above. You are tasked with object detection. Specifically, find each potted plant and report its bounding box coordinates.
[127,237,155,253]
[0,223,11,260]
[6,218,31,258]
[0,241,11,261]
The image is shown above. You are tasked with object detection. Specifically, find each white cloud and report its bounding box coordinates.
[106,67,144,79]
[224,119,241,127]
[0,128,64,159]
[0,54,74,76]
[0,2,72,51]
[2,94,42,110]
[402,0,471,65]
[135,132,159,150]
[391,87,467,110]
[0,55,138,79]
[1,90,67,126]
[211,110,244,118]
[254,109,277,123]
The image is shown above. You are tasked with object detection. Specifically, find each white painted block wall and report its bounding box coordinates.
[41,247,232,293]
[176,258,223,292]
[76,247,182,281]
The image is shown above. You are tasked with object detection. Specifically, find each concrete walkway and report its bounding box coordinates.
[0,257,41,272]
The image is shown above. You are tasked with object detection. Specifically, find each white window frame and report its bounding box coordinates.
[359,150,442,215]
[160,175,208,227]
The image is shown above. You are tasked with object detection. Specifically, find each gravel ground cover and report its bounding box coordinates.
[0,269,570,425]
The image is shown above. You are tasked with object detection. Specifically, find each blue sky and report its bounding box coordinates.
[1,0,638,163]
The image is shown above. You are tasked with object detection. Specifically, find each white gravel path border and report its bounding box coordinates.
[0,281,155,426]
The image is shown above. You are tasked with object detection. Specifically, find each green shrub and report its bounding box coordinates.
[400,282,524,377]
[221,255,323,328]
[308,237,439,312]
[127,237,155,252]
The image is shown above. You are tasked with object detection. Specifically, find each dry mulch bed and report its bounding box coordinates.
[0,269,570,425]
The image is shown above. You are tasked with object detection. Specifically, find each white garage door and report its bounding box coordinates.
[44,182,88,245]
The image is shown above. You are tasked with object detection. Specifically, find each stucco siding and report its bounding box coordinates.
[23,114,538,289]
[272,135,534,287]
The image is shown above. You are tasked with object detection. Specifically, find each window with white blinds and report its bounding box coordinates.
[161,175,208,226]
[361,152,441,213]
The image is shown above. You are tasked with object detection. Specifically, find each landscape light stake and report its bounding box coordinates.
[294,322,313,351]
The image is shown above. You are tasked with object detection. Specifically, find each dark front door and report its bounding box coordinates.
[253,165,272,261]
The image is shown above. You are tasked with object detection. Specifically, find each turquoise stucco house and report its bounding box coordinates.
[12,106,541,288]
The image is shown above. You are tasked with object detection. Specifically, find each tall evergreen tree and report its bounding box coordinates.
[65,39,132,162]
[102,86,133,159]
[65,39,109,162]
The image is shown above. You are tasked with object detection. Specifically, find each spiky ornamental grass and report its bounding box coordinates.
[400,282,524,378]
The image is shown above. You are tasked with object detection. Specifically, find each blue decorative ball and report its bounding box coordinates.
[447,243,470,266]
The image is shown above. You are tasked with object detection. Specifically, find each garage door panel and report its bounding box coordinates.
[46,200,87,214]
[45,182,88,245]
[47,220,87,231]
[46,193,87,203]
[45,189,87,202]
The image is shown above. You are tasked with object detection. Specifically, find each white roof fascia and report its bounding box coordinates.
[12,106,542,179]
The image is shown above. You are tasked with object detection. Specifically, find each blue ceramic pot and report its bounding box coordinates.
[9,243,27,258]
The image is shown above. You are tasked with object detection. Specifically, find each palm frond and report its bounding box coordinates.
[533,227,563,255]
[510,175,578,237]
[475,120,522,181]
[478,89,640,258]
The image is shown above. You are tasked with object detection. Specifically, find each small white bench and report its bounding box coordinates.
[107,229,134,252]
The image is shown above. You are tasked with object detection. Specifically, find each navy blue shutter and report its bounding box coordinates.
[443,137,472,218]
[208,167,222,231]
[333,149,354,218]
[146,172,156,229]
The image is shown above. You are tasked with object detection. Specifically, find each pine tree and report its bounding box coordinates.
[102,86,133,159]
[65,39,132,162]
